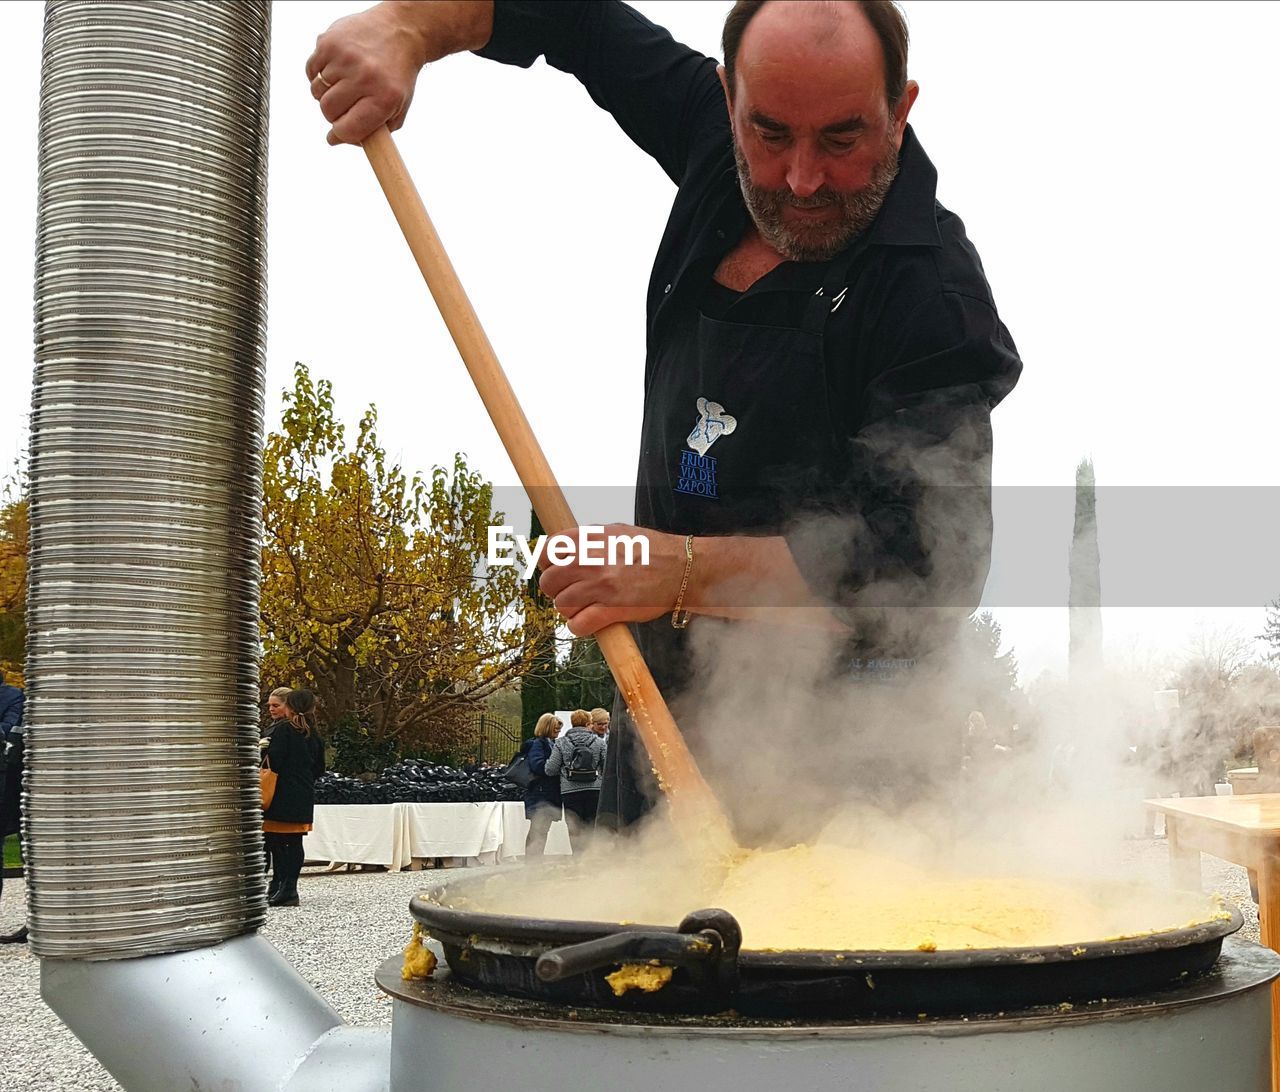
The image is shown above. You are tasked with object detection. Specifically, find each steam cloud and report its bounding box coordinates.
[464,421,1273,944]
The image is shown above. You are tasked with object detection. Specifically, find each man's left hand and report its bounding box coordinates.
[535,524,685,636]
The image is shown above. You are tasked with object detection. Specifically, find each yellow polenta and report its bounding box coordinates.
[606,961,675,996]
[713,846,1099,950]
[449,844,1228,953]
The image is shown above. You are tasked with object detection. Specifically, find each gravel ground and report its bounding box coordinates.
[0,840,1263,1092]
[1,864,454,1092]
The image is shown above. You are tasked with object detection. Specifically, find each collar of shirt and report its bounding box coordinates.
[868,126,943,249]
[680,124,943,302]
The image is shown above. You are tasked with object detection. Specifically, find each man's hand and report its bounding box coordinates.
[305,1,494,146]
[536,525,687,637]
[536,525,849,636]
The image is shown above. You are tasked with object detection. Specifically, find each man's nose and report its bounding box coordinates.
[786,145,824,198]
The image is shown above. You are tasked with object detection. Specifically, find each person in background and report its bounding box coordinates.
[590,707,610,739]
[590,708,610,804]
[522,712,562,858]
[262,689,325,907]
[266,687,291,730]
[0,680,21,744]
[961,710,991,776]
[261,687,292,885]
[546,709,606,851]
[0,677,26,943]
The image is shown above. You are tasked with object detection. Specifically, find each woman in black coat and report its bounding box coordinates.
[263,689,325,907]
[260,687,292,881]
[522,712,562,858]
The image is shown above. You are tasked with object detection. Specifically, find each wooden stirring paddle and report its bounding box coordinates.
[361,126,735,854]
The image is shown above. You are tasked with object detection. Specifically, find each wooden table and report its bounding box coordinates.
[1146,793,1280,1090]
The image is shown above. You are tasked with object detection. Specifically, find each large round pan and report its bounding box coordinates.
[409,870,1243,1018]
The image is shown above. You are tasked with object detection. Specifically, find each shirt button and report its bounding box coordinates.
[716,229,725,239]
[663,283,672,294]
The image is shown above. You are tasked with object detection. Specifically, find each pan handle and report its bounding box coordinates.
[535,908,742,995]
[535,930,716,982]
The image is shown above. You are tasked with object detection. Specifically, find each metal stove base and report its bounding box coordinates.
[377,937,1280,1092]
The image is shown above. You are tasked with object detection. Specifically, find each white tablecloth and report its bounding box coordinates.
[303,804,411,869]
[305,802,571,872]
[403,801,507,858]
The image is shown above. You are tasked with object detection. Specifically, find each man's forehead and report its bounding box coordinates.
[735,0,885,105]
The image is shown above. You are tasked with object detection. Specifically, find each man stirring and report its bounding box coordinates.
[307,1,1022,836]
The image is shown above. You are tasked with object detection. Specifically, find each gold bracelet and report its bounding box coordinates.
[671,534,694,629]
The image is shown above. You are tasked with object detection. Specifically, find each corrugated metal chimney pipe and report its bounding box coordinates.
[29,0,270,961]
[28,2,389,1087]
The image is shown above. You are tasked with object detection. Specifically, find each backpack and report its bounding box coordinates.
[564,735,600,782]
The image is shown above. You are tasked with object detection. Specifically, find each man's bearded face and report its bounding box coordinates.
[734,136,900,263]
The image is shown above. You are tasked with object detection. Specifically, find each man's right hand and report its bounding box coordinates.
[305,1,495,146]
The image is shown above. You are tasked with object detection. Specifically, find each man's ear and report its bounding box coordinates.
[717,63,733,126]
[893,80,920,145]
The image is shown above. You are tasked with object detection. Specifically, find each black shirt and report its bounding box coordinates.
[479,1,1022,622]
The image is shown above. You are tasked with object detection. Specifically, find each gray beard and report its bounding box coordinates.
[735,139,900,262]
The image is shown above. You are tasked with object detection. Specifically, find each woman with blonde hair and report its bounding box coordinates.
[265,687,291,726]
[521,712,562,858]
[262,689,325,906]
[260,687,293,882]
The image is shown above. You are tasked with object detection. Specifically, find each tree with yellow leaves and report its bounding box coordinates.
[261,363,552,773]
[0,478,27,684]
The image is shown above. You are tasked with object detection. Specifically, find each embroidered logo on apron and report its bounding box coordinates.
[677,397,736,498]
[686,397,736,455]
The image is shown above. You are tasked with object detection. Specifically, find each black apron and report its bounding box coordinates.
[601,243,904,837]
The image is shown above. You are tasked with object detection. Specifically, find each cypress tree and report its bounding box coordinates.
[1069,458,1103,684]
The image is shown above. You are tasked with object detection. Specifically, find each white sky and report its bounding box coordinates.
[3,0,1277,682]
